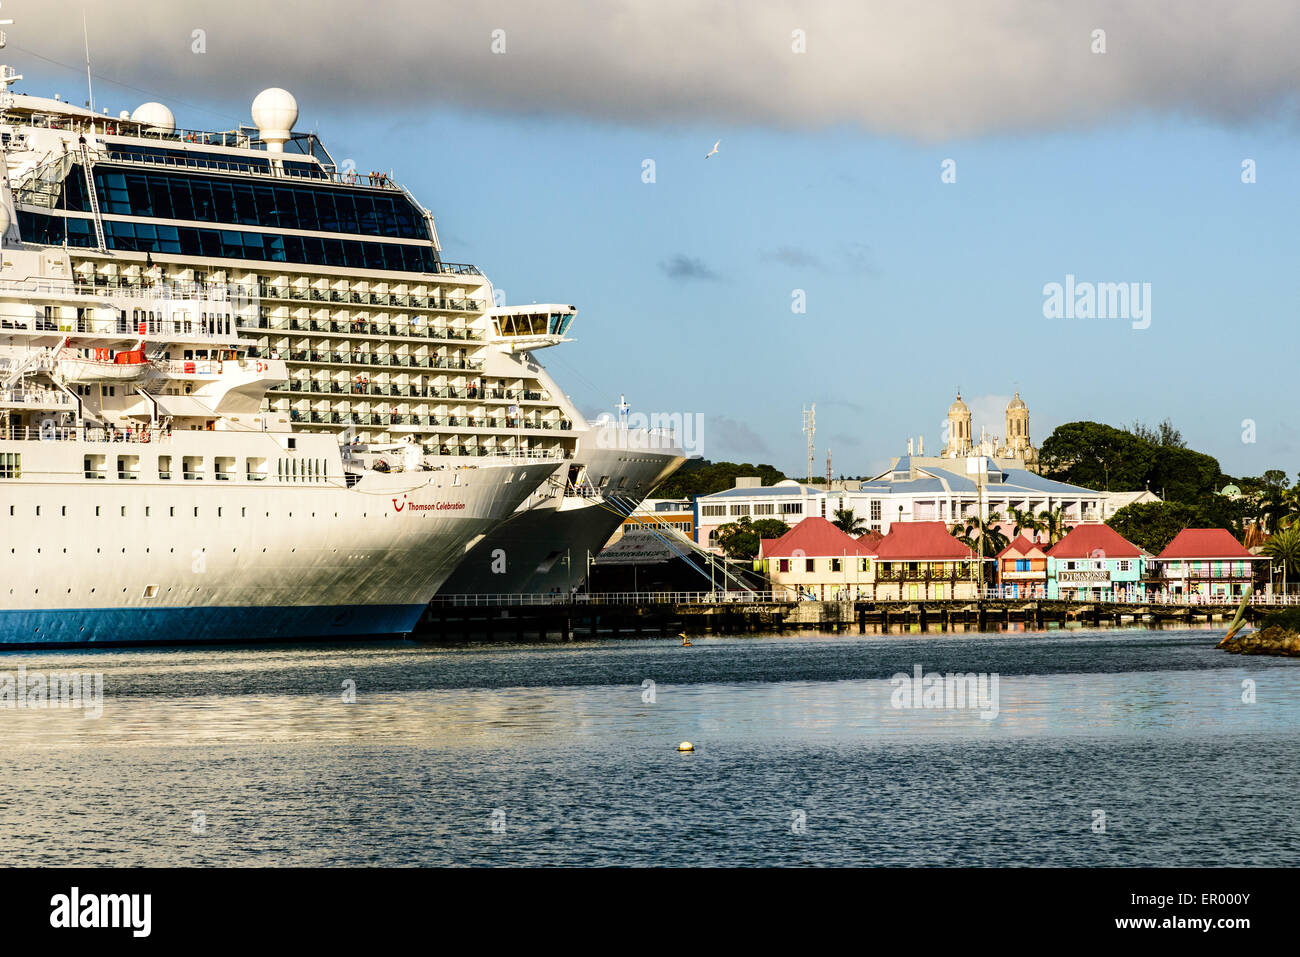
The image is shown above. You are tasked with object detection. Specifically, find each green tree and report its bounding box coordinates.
[1262,526,1300,594]
[1037,505,1074,545]
[652,459,787,498]
[1039,421,1156,491]
[1262,469,1290,489]
[1006,506,1043,540]
[832,508,867,536]
[1105,499,1251,554]
[952,511,1010,558]
[714,516,790,560]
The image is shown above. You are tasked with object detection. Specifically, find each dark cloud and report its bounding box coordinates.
[763,246,824,269]
[14,1,1300,141]
[659,254,720,282]
[709,416,771,459]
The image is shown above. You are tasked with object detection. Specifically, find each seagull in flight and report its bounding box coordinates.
[705,140,720,159]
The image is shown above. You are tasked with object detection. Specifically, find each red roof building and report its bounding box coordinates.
[1150,528,1264,601]
[760,517,877,559]
[874,521,976,560]
[1157,528,1254,560]
[759,518,877,601]
[1046,524,1142,559]
[872,522,985,600]
[1045,524,1144,600]
[995,535,1049,598]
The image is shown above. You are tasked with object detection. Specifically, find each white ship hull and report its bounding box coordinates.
[0,431,556,645]
[437,436,684,596]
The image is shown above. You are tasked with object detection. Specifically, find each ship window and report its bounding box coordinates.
[182,456,205,480]
[158,455,172,479]
[0,453,20,479]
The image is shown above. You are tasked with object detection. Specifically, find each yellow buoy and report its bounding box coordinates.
[677,741,695,752]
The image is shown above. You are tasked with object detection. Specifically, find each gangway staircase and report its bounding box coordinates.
[604,493,759,594]
[77,141,107,251]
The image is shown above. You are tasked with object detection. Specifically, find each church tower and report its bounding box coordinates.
[1004,392,1030,454]
[945,393,972,456]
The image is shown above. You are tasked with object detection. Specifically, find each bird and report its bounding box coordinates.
[705,140,720,159]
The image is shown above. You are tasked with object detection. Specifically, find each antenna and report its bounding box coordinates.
[801,403,815,483]
[82,11,94,113]
[825,446,832,486]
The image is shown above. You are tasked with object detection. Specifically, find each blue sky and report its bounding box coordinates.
[16,1,1300,481]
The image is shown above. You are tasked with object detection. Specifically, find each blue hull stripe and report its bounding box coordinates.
[0,604,426,647]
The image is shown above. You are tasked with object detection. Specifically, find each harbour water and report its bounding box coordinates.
[1,626,1296,866]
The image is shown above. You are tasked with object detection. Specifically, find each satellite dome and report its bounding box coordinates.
[251,88,298,151]
[131,102,175,133]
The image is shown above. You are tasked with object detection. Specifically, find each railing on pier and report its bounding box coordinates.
[431,590,776,607]
[430,589,1300,608]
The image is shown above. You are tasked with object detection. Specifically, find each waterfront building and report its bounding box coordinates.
[996,535,1049,598]
[1147,528,1265,601]
[871,521,986,600]
[1045,525,1145,601]
[1101,487,1163,520]
[695,457,1105,551]
[758,518,876,600]
[604,497,694,547]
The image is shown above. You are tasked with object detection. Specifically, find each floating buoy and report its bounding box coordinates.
[677,741,694,752]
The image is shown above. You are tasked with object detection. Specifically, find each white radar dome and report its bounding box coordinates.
[131,102,176,133]
[251,88,298,151]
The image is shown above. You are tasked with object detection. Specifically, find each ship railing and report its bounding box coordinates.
[0,388,76,408]
[0,425,173,444]
[95,148,404,190]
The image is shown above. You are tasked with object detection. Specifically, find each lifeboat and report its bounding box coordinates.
[56,347,150,383]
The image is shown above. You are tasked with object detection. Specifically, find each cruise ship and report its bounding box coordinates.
[0,21,682,616]
[0,39,566,644]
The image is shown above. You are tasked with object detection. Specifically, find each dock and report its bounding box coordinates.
[416,592,1273,641]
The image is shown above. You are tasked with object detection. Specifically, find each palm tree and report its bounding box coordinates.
[1007,506,1043,541]
[953,511,1010,558]
[1037,505,1074,545]
[832,508,867,536]
[1262,526,1300,595]
[1257,487,1295,534]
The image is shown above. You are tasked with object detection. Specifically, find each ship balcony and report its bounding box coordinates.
[254,286,485,311]
[242,316,483,342]
[0,388,77,411]
[287,410,573,431]
[283,351,483,372]
[269,383,501,401]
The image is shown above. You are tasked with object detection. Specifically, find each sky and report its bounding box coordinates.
[9,0,1300,479]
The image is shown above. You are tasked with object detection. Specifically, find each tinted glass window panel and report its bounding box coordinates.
[125,173,153,217]
[210,181,236,221]
[294,190,319,231]
[315,190,339,232]
[323,238,346,268]
[198,229,222,258]
[190,180,216,221]
[233,183,259,226]
[169,177,195,220]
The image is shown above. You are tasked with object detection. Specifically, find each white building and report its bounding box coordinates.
[696,456,1107,551]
